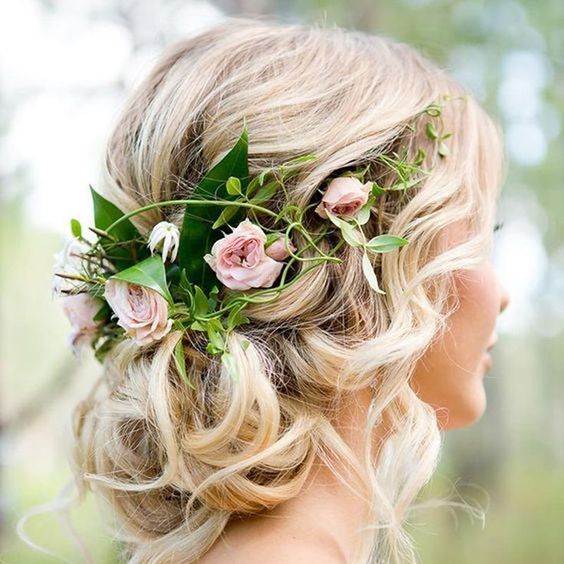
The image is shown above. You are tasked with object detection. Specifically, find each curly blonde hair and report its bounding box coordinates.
[70,17,504,563]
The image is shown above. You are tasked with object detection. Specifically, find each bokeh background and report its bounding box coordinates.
[1,1,563,562]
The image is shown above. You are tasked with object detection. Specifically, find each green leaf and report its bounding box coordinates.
[362,252,386,295]
[248,180,279,205]
[265,233,279,246]
[371,182,386,197]
[212,205,239,229]
[226,176,242,196]
[109,255,173,303]
[206,318,225,355]
[241,339,251,351]
[388,175,427,191]
[413,148,426,166]
[208,285,220,309]
[257,168,269,187]
[425,122,439,140]
[70,218,82,238]
[325,210,344,229]
[93,301,111,322]
[174,336,196,390]
[193,285,210,317]
[177,126,250,292]
[90,186,144,270]
[338,220,364,248]
[438,141,449,157]
[245,175,263,198]
[190,320,207,331]
[221,351,240,381]
[423,103,442,117]
[226,305,250,331]
[356,202,373,226]
[176,268,194,307]
[281,153,316,168]
[90,185,140,241]
[365,235,409,253]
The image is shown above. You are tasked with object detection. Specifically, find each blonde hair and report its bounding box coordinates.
[70,17,504,563]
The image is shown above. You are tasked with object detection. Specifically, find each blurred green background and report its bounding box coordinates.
[1,0,563,562]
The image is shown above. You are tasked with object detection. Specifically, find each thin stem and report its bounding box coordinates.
[105,199,280,234]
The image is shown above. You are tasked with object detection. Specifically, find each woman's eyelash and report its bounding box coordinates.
[493,221,504,233]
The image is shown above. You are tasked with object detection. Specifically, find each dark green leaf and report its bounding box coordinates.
[177,127,249,292]
[90,185,139,241]
[109,255,173,303]
[90,186,144,269]
[93,301,111,322]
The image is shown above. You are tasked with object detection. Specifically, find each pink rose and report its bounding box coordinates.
[314,176,372,219]
[265,234,296,261]
[60,293,102,354]
[204,219,284,290]
[104,279,172,345]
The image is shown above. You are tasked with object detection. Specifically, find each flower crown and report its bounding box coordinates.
[53,102,452,384]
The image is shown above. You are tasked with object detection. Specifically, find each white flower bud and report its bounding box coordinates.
[147,221,180,262]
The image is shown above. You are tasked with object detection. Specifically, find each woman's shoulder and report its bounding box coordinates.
[198,515,347,563]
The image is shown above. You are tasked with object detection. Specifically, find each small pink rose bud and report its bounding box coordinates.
[265,235,296,261]
[314,176,372,219]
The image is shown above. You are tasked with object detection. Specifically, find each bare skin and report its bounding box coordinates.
[200,221,510,562]
[411,220,511,429]
[199,389,379,563]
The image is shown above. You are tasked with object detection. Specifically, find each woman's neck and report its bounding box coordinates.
[217,387,387,560]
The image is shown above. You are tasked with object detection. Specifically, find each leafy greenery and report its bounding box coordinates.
[89,186,148,269]
[177,126,250,292]
[109,255,173,303]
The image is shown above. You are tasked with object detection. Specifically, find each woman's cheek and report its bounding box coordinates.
[411,262,500,429]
